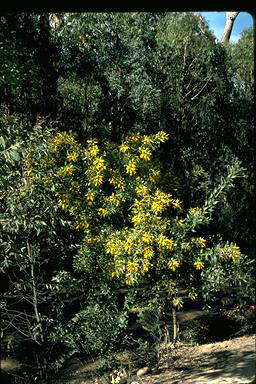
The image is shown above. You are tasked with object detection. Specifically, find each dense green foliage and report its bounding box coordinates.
[0,12,254,383]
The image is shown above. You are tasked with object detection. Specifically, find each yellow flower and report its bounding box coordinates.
[154,131,169,143]
[126,277,136,286]
[173,298,183,309]
[175,219,184,226]
[194,260,204,270]
[93,156,106,170]
[124,243,132,255]
[188,291,197,301]
[189,207,201,216]
[125,160,137,176]
[143,246,154,259]
[58,165,75,176]
[98,208,107,217]
[107,192,120,207]
[139,147,152,161]
[57,196,69,209]
[127,261,139,273]
[157,236,175,251]
[87,139,99,156]
[230,245,241,261]
[151,201,163,213]
[219,244,241,262]
[86,236,97,244]
[106,240,119,255]
[74,219,89,231]
[129,133,141,142]
[131,213,143,226]
[168,259,180,271]
[91,173,103,186]
[198,237,206,247]
[142,232,154,244]
[67,152,79,162]
[136,185,149,196]
[85,191,95,205]
[142,136,154,145]
[119,143,129,153]
[171,199,182,210]
[143,262,150,272]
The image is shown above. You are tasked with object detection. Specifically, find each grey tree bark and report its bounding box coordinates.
[221,12,239,43]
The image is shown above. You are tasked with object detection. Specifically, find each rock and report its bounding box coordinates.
[111,368,128,384]
[136,366,150,377]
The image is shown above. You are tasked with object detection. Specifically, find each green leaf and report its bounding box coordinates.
[0,136,6,149]
[10,150,20,161]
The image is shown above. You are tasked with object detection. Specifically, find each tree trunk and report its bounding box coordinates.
[220,12,239,43]
[172,307,178,346]
[27,241,44,344]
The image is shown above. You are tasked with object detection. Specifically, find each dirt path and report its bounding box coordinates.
[141,334,256,384]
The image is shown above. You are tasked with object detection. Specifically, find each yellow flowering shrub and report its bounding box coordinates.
[25,128,243,306]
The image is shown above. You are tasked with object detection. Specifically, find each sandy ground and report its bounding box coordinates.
[140,334,256,384]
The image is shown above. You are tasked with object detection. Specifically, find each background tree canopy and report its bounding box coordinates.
[0,12,254,383]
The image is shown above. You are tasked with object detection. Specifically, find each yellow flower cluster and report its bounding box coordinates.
[58,165,75,176]
[189,207,202,217]
[219,244,241,262]
[171,198,182,210]
[194,260,204,270]
[198,237,206,247]
[56,194,70,210]
[136,184,149,196]
[131,212,144,226]
[157,235,175,251]
[125,159,137,176]
[86,155,106,187]
[49,131,79,153]
[127,261,139,273]
[139,146,152,161]
[142,136,154,145]
[188,291,197,301]
[106,238,122,256]
[87,138,100,157]
[127,133,141,142]
[175,218,185,226]
[105,192,120,207]
[154,131,169,143]
[143,246,154,259]
[119,143,130,153]
[93,156,105,170]
[124,235,133,254]
[67,152,79,162]
[98,207,107,217]
[85,236,98,244]
[74,218,90,231]
[191,237,206,248]
[109,174,125,191]
[151,189,172,214]
[168,258,180,271]
[142,232,154,244]
[85,191,95,205]
[173,297,183,309]
[142,262,150,272]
